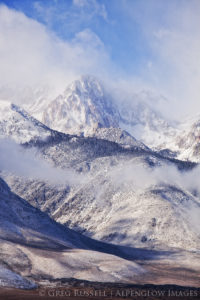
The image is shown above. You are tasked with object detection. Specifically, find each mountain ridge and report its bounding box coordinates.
[24,75,200,162]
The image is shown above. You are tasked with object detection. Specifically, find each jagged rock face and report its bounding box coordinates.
[41,76,175,145]
[42,76,120,136]
[35,76,175,150]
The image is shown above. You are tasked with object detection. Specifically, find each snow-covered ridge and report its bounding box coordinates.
[27,75,180,156]
[6,75,200,162]
[39,75,169,141]
[0,100,51,143]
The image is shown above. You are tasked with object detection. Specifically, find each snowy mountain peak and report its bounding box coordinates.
[42,76,119,136]
[66,75,104,98]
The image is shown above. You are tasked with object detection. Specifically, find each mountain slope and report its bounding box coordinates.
[42,75,119,136]
[23,75,200,163]
[143,115,200,163]
[3,128,198,252]
[0,95,198,252]
[0,100,51,143]
[170,116,200,162]
[119,100,178,150]
[2,165,200,288]
[28,76,175,150]
[0,177,145,288]
[34,75,200,163]
[1,86,200,287]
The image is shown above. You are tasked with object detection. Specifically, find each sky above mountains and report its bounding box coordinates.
[0,0,200,120]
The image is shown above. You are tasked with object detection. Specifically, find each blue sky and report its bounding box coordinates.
[0,0,200,118]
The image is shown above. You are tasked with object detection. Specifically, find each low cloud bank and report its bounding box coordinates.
[111,160,200,197]
[0,138,84,185]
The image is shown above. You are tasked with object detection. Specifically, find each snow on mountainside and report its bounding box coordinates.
[89,127,148,150]
[26,75,178,154]
[39,76,170,143]
[119,100,177,150]
[0,176,89,250]
[23,75,200,162]
[3,129,199,252]
[141,114,200,163]
[118,93,200,162]
[166,116,200,162]
[42,75,120,136]
[0,177,145,287]
[0,100,51,143]
[1,82,200,287]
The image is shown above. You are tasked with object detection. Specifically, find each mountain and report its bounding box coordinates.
[0,176,145,288]
[1,133,200,287]
[42,75,120,136]
[1,76,200,288]
[119,99,178,150]
[139,115,200,163]
[3,127,198,252]
[0,100,51,143]
[29,75,200,163]
[27,76,178,155]
[1,78,147,151]
[1,80,199,253]
[163,116,200,162]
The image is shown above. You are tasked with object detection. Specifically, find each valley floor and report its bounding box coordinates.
[1,253,200,300]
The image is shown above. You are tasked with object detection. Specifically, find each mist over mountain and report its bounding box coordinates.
[1,0,200,293]
[21,75,200,163]
[0,74,200,289]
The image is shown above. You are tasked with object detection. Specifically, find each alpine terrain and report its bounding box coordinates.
[0,75,200,291]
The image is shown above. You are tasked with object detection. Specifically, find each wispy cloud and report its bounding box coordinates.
[32,0,108,36]
[73,0,107,20]
[0,138,84,185]
[108,159,200,234]
[0,4,111,103]
[110,159,200,199]
[1,1,200,121]
[121,0,200,119]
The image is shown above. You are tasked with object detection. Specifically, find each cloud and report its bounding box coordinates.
[73,0,107,20]
[0,138,84,185]
[151,27,200,118]
[110,159,200,197]
[73,0,86,7]
[0,4,111,104]
[109,159,200,233]
[106,158,200,233]
[122,0,200,119]
[32,0,107,37]
[1,1,200,122]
